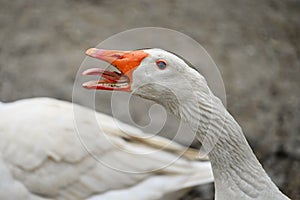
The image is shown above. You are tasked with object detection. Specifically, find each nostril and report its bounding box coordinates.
[112,54,123,59]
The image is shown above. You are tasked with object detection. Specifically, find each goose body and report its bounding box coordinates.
[0,97,213,200]
[83,47,291,200]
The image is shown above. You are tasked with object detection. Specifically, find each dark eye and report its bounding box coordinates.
[156,59,167,70]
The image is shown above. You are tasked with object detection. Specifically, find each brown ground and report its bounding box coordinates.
[0,0,299,199]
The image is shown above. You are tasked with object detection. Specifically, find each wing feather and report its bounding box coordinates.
[0,98,213,200]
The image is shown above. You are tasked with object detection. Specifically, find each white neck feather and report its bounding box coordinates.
[162,76,290,200]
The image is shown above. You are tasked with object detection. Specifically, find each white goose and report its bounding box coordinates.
[0,98,213,200]
[83,47,291,200]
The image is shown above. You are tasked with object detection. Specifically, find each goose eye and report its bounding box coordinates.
[155,59,167,70]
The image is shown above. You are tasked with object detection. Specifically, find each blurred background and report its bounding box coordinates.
[0,0,299,199]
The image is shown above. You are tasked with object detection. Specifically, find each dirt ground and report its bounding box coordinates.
[0,0,299,199]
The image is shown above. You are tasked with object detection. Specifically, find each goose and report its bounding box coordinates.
[0,97,213,200]
[83,47,291,200]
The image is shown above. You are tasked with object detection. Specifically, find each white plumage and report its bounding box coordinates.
[83,47,291,200]
[0,98,213,200]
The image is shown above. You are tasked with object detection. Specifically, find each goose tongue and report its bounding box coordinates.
[82,68,124,83]
[82,68,130,90]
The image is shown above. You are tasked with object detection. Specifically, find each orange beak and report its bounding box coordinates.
[82,48,148,91]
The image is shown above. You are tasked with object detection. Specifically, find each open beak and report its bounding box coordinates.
[82,48,148,91]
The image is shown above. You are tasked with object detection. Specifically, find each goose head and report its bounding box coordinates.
[82,48,291,200]
[83,48,209,109]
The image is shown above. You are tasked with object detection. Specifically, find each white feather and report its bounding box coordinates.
[0,98,213,200]
[131,48,290,200]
